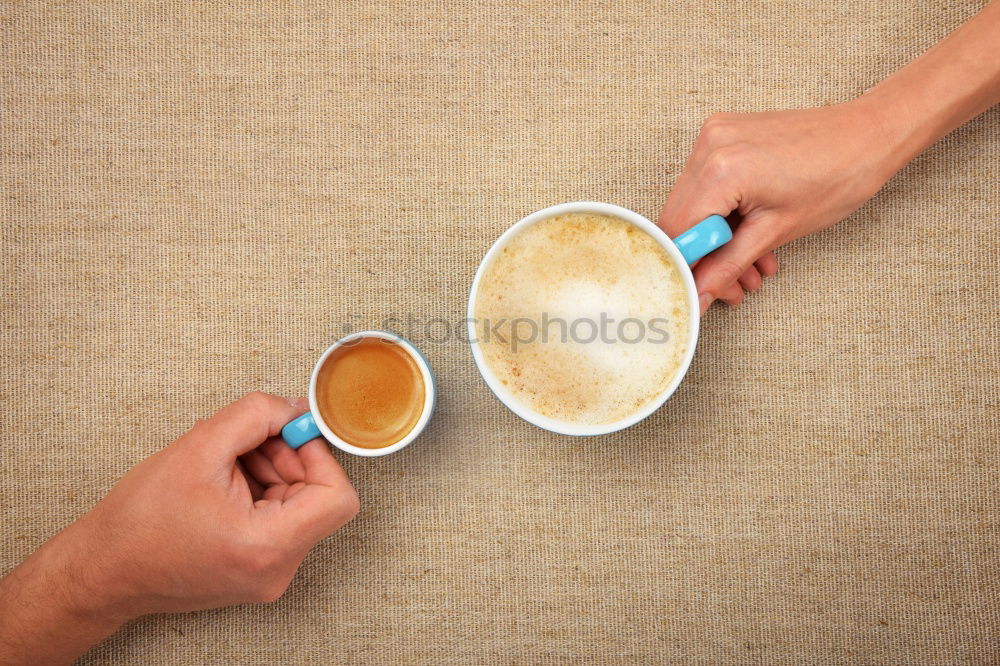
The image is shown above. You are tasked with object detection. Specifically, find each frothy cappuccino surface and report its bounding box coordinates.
[473,212,690,426]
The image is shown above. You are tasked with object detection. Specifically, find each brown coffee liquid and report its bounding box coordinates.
[315,337,425,449]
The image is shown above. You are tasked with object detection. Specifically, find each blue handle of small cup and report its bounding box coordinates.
[282,412,321,449]
[673,214,733,265]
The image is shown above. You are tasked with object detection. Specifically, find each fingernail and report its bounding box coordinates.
[699,293,713,314]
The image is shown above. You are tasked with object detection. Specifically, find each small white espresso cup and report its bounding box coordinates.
[281,330,436,457]
[467,201,731,436]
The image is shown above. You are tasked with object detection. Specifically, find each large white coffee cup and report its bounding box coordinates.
[467,201,731,436]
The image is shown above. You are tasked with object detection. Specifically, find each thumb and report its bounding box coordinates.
[691,214,782,304]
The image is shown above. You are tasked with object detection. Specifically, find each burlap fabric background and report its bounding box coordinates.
[2,1,998,663]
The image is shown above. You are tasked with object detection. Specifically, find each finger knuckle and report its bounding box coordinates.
[339,488,361,522]
[764,220,792,248]
[742,273,761,291]
[310,489,361,534]
[185,419,209,438]
[255,578,291,604]
[714,258,745,287]
[242,391,273,411]
[232,542,282,576]
[698,113,733,143]
[702,146,742,181]
[700,112,729,130]
[724,292,745,307]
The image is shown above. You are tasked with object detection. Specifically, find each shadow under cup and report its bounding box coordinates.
[281,331,436,457]
[466,201,731,437]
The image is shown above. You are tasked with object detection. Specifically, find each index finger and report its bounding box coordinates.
[181,392,306,462]
[657,164,700,236]
[657,163,738,240]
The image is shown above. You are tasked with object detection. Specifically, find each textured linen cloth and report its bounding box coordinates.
[2,1,998,663]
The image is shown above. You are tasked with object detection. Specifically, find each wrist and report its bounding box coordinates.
[52,518,143,625]
[0,522,132,664]
[849,84,937,180]
[846,91,924,183]
[853,3,1000,178]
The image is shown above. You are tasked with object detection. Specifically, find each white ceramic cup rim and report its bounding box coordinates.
[467,201,701,436]
[308,330,436,457]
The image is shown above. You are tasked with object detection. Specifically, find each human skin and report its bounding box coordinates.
[659,1,1000,313]
[2,6,1000,666]
[0,392,359,666]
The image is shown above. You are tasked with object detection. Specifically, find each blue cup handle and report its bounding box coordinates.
[672,214,733,265]
[281,412,322,449]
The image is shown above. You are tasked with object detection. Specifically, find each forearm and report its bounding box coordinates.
[860,1,1000,175]
[0,525,127,666]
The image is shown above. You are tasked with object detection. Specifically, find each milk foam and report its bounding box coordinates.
[474,213,690,425]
